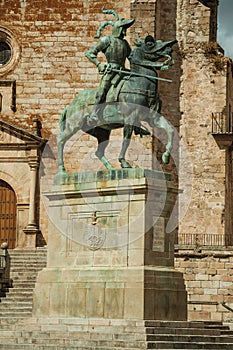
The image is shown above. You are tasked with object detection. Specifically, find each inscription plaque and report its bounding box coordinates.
[152,217,165,252]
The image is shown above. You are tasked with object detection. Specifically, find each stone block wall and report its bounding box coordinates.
[175,250,233,322]
[176,0,229,240]
[130,0,156,38]
[173,0,233,322]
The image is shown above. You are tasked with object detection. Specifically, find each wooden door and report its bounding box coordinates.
[0,180,17,249]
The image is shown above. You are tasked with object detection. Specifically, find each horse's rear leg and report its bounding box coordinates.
[88,128,113,170]
[119,125,134,168]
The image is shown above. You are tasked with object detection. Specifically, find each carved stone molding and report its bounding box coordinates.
[0,80,16,113]
[198,0,218,8]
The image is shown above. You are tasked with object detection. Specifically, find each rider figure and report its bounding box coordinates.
[85,9,135,126]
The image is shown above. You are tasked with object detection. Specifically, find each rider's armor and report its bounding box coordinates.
[85,35,131,104]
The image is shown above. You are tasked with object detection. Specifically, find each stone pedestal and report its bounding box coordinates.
[33,169,187,320]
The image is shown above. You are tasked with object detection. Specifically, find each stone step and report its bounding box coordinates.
[2,289,33,301]
[11,274,38,277]
[9,258,46,263]
[144,321,224,328]
[10,257,46,260]
[0,346,142,350]
[0,308,33,312]
[0,298,33,304]
[11,283,36,289]
[1,298,33,303]
[146,323,233,337]
[12,272,38,276]
[147,334,233,343]
[0,313,32,318]
[0,338,146,348]
[11,265,46,269]
[0,314,32,319]
[147,342,233,349]
[10,257,46,261]
[145,326,223,336]
[11,274,39,280]
[10,261,46,265]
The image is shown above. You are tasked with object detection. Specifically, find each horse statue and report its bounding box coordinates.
[57,35,177,173]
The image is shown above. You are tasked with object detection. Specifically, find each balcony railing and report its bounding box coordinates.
[211,112,233,149]
[212,112,233,134]
[177,233,233,247]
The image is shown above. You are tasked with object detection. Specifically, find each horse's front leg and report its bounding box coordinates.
[57,133,67,174]
[119,125,134,168]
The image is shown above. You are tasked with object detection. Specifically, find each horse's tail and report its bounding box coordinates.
[59,107,67,132]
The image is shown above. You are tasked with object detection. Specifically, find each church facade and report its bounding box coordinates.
[0,0,232,322]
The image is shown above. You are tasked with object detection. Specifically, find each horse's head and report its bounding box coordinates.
[132,35,177,67]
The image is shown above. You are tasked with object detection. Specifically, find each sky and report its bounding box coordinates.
[218,0,233,58]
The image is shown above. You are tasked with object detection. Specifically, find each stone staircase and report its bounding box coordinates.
[0,318,233,349]
[0,248,47,318]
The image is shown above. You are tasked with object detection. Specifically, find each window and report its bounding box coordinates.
[0,42,11,66]
[0,27,20,75]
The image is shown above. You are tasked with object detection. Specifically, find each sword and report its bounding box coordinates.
[106,66,172,83]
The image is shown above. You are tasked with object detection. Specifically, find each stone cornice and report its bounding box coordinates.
[0,117,47,150]
[198,0,218,8]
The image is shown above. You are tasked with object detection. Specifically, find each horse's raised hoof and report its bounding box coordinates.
[104,162,114,170]
[96,154,114,170]
[162,152,170,164]
[119,159,132,168]
[57,165,67,175]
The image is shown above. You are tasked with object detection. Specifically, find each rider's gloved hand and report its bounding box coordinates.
[161,65,170,71]
[98,63,107,74]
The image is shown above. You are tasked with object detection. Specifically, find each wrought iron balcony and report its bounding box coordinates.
[177,233,233,248]
[211,112,233,149]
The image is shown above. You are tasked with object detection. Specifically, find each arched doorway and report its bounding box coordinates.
[0,180,17,248]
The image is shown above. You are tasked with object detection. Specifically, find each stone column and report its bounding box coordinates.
[28,158,38,227]
[23,155,40,247]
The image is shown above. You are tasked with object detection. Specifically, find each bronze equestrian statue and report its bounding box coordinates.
[57,9,177,173]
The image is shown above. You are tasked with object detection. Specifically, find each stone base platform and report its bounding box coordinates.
[33,266,186,320]
[33,169,187,320]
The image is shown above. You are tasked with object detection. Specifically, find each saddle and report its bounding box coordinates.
[105,75,128,103]
[103,75,150,137]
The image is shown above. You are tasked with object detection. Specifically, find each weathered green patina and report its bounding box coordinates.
[85,7,135,125]
[57,9,177,173]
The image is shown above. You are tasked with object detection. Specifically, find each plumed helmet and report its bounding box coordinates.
[94,7,135,39]
[112,18,135,37]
